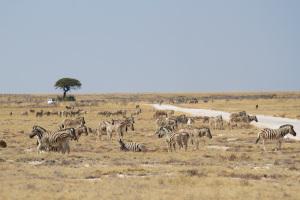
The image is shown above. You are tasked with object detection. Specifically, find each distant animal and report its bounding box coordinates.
[153,110,168,119]
[29,109,35,113]
[9,112,13,116]
[255,124,296,151]
[36,110,43,117]
[209,115,223,129]
[118,139,146,152]
[156,117,178,131]
[167,110,175,116]
[229,114,258,128]
[256,104,259,110]
[230,111,247,119]
[21,111,28,116]
[60,117,86,129]
[65,105,74,110]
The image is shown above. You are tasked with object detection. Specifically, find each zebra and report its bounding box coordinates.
[36,110,43,117]
[100,117,134,140]
[118,139,146,152]
[60,117,85,129]
[179,127,212,150]
[155,127,178,152]
[73,125,88,140]
[229,114,258,128]
[209,115,223,129]
[156,117,177,131]
[29,126,77,154]
[255,124,297,151]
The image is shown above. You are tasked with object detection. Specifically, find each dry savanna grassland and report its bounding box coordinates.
[0,93,300,200]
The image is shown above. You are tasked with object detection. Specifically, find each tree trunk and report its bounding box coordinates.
[63,91,67,99]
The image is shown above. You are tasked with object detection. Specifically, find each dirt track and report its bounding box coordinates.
[152,104,300,140]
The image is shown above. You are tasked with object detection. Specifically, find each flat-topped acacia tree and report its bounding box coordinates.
[54,78,82,99]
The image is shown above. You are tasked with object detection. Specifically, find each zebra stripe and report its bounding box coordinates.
[29,126,76,154]
[155,127,178,152]
[255,124,296,151]
[118,139,146,152]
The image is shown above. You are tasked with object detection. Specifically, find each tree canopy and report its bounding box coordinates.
[54,78,82,99]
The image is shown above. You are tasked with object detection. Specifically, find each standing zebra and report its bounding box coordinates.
[29,126,77,154]
[118,139,146,152]
[155,127,178,152]
[209,115,223,129]
[255,124,296,151]
[179,127,212,150]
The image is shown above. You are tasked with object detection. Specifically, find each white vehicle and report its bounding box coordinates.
[47,98,57,105]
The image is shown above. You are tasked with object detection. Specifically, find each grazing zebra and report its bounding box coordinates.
[180,127,212,150]
[229,114,258,128]
[230,111,247,119]
[60,117,86,129]
[118,139,146,152]
[155,127,177,152]
[209,115,223,129]
[29,126,77,153]
[255,124,297,151]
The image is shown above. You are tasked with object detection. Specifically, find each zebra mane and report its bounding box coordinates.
[33,125,47,132]
[279,124,293,129]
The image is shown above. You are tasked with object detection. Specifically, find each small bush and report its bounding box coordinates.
[57,95,76,102]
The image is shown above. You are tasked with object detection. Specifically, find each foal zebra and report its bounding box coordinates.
[118,139,146,152]
[255,124,297,151]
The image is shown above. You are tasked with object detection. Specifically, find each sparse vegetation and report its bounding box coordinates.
[0,93,299,200]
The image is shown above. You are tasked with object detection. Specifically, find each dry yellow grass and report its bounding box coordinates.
[0,93,300,200]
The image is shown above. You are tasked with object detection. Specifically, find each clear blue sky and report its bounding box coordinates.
[0,0,299,93]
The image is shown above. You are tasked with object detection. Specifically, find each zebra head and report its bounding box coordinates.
[155,127,170,138]
[280,124,296,136]
[68,128,78,140]
[80,125,89,136]
[250,115,258,122]
[118,138,128,151]
[29,125,46,139]
[125,118,135,131]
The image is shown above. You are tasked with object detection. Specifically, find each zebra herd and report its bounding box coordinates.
[28,106,297,154]
[29,116,88,154]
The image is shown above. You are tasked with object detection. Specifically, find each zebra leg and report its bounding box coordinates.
[278,140,282,150]
[263,139,266,151]
[37,143,42,154]
[195,140,199,150]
